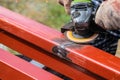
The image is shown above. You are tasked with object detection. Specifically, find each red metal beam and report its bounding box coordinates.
[0,6,120,79]
[0,49,62,80]
[0,30,96,80]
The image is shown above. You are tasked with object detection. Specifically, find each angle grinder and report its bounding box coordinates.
[61,0,103,43]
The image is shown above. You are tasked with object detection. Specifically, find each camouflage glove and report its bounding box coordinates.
[95,0,120,30]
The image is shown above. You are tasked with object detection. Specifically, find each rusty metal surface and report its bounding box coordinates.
[0,6,120,79]
[0,48,62,80]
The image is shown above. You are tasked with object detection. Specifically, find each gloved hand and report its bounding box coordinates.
[95,0,120,30]
[58,0,120,30]
[57,0,72,14]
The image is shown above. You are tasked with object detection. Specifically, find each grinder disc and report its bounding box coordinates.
[65,31,99,43]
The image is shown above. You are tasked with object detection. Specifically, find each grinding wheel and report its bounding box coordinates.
[65,31,99,43]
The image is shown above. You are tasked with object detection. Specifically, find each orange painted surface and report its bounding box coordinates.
[0,6,120,79]
[0,49,62,80]
[0,31,95,80]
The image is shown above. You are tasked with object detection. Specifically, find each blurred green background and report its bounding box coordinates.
[0,0,70,30]
[0,0,70,54]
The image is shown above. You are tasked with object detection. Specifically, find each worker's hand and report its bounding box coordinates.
[58,0,72,14]
[95,0,120,30]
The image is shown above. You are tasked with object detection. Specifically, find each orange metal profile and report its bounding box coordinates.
[0,49,62,80]
[0,6,120,80]
[0,30,96,80]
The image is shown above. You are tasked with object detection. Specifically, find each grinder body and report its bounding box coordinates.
[61,0,103,43]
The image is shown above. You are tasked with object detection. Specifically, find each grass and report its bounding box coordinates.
[0,0,70,30]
